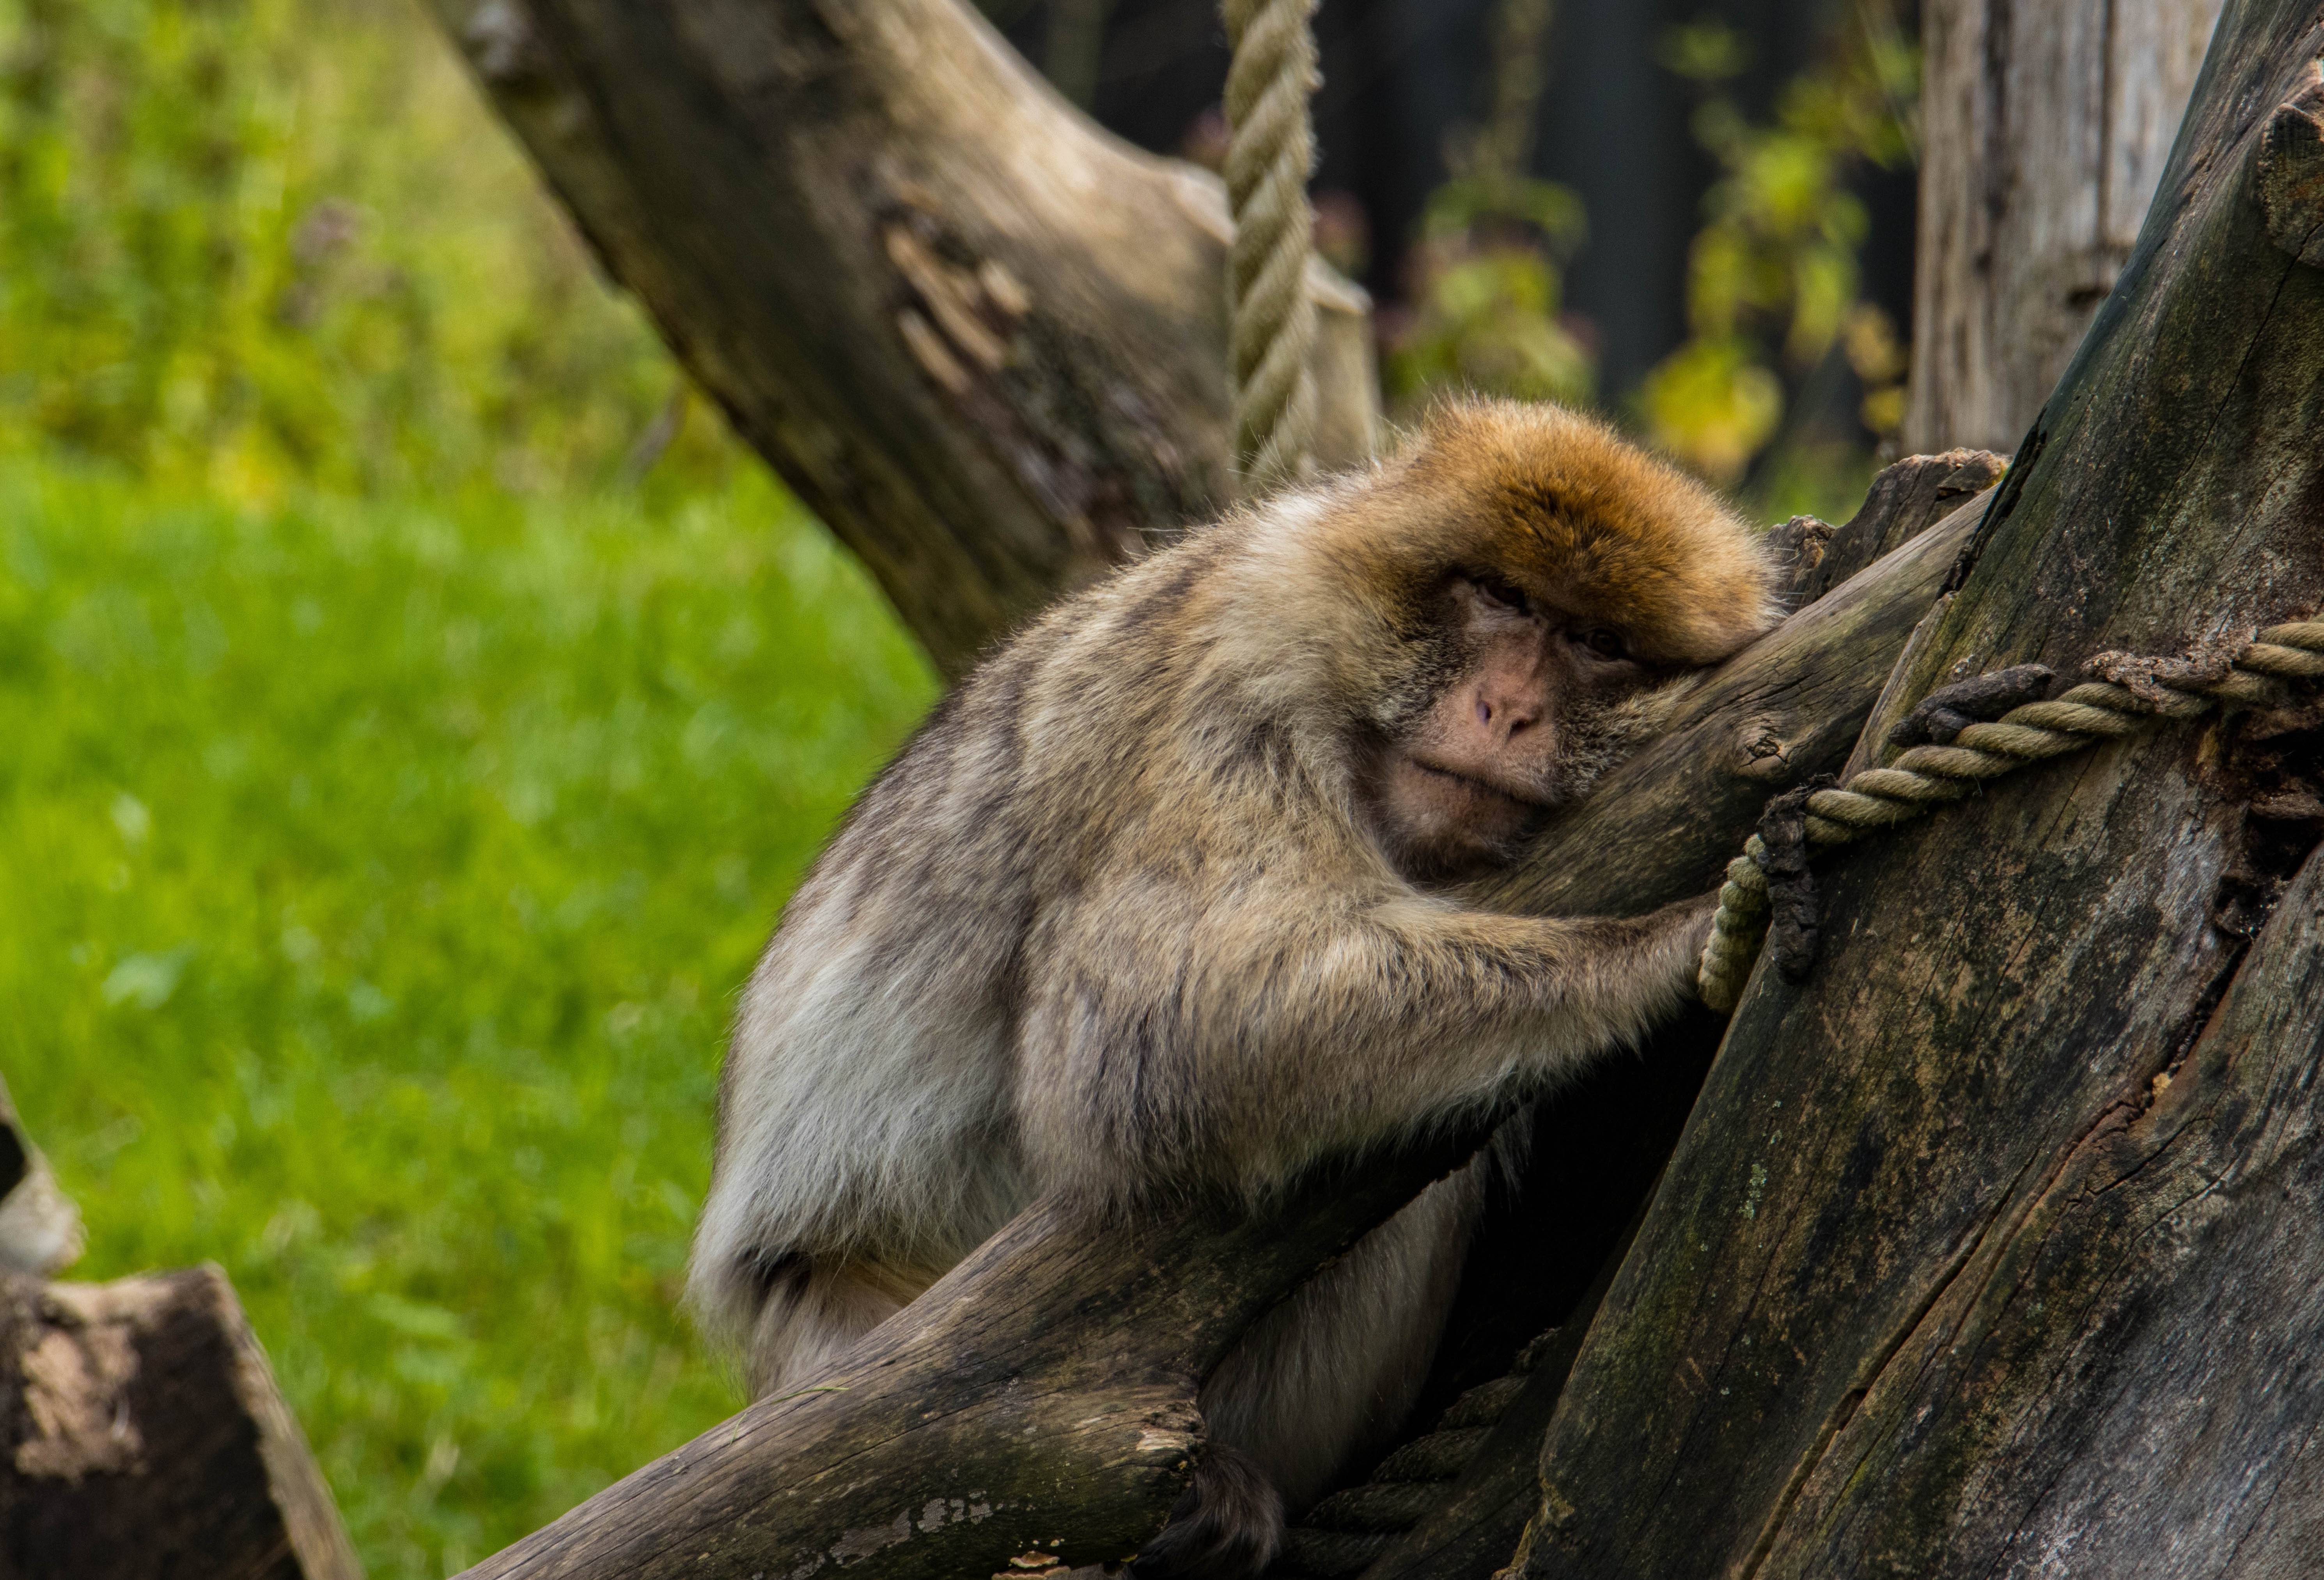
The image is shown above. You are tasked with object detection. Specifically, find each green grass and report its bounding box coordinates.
[0,449,938,1576]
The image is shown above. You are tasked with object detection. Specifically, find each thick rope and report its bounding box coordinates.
[1221,0,1320,491]
[1697,621,2324,1011]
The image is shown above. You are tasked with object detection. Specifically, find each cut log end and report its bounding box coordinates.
[0,1265,362,1580]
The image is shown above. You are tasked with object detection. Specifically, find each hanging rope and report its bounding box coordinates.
[1698,621,2324,1011]
[1221,0,1321,491]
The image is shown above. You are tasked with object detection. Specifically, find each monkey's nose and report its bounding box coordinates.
[1477,691,1541,738]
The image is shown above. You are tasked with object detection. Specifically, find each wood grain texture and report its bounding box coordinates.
[424,0,1378,675]
[1905,0,2224,455]
[1523,7,2324,1574]
[0,1265,362,1580]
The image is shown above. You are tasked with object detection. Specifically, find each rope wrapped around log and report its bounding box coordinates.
[1698,620,2324,1010]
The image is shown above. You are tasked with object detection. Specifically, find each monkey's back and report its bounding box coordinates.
[686,524,1294,1349]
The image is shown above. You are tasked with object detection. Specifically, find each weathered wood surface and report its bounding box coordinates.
[452,1142,1491,1580]
[1906,0,2223,454]
[424,0,1378,675]
[1522,10,2324,1575]
[0,1265,362,1580]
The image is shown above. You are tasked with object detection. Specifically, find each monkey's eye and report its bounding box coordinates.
[1472,577,1531,615]
[1574,627,1629,661]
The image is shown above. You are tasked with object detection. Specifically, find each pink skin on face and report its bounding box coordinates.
[1373,579,1639,879]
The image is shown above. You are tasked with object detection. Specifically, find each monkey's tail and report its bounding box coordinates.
[1133,1445,1287,1580]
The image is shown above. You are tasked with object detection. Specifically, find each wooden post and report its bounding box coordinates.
[1904,0,2224,454]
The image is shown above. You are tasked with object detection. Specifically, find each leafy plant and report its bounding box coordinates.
[1637,3,1918,494]
[1383,0,1596,412]
[0,0,721,498]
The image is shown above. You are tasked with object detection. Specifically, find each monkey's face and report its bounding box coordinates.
[1363,575,1656,883]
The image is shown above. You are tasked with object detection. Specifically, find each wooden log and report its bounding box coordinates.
[423,0,1379,675]
[0,1265,361,1580]
[1520,9,2324,1575]
[1905,0,2223,454]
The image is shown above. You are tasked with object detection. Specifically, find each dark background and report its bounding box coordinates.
[975,0,1917,409]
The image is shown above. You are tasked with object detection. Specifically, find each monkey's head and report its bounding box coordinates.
[1246,399,1778,883]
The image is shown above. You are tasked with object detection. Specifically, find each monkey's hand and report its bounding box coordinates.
[1679,891,1722,964]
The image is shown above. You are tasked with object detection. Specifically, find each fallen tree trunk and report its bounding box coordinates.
[423,0,1380,675]
[447,449,1998,1580]
[1518,8,2324,1575]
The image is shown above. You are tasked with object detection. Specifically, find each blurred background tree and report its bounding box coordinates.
[1,0,1940,1575]
[978,0,1919,516]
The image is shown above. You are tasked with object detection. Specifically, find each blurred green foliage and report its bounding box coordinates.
[1386,0,1916,524]
[0,0,940,1574]
[1639,3,1918,500]
[1384,0,1597,413]
[0,0,700,496]
[0,458,936,1574]
[1386,171,1594,412]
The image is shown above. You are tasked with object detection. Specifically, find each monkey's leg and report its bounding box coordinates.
[741,1257,926,1399]
[1138,1164,1491,1578]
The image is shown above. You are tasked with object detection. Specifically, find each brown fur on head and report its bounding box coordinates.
[1344,398,1777,666]
[1215,397,1777,877]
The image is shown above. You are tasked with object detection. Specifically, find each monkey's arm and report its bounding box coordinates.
[1021,885,1715,1198]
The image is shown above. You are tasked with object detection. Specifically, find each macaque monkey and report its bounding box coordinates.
[688,399,1777,1575]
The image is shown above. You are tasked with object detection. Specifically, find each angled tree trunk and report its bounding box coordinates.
[425,0,1379,675]
[1520,8,2324,1575]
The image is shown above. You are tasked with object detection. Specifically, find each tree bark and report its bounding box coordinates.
[1904,0,2224,455]
[1520,7,2324,1574]
[0,1265,363,1580]
[426,0,1379,676]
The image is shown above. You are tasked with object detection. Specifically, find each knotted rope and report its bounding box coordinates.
[1221,0,1320,490]
[1697,621,2324,1011]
